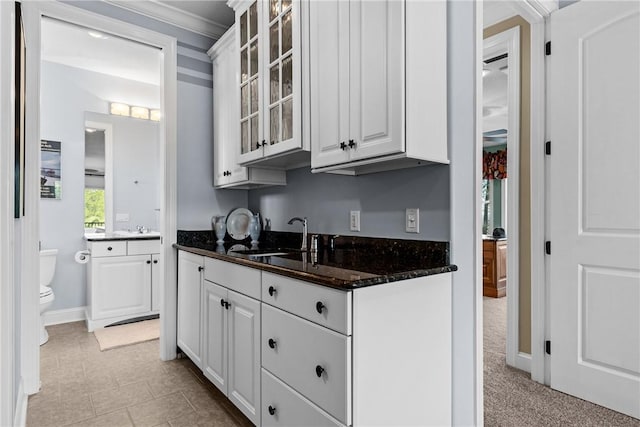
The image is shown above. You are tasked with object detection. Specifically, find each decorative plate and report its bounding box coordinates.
[226,208,253,240]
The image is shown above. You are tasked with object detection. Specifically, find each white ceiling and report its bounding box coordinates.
[41,17,162,86]
[161,0,234,27]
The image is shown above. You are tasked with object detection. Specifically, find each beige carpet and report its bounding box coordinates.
[93,318,160,351]
[483,297,639,426]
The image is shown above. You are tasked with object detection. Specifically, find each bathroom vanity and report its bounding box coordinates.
[84,233,161,331]
[175,231,456,427]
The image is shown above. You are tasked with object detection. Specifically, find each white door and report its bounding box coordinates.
[227,290,261,426]
[202,280,228,393]
[177,251,203,368]
[549,1,640,418]
[91,255,151,320]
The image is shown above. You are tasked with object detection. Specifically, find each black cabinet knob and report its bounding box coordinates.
[153,260,158,264]
[255,141,261,149]
[268,338,277,349]
[107,246,112,251]
[261,139,267,147]
[316,301,325,314]
[268,405,276,416]
[315,365,325,377]
[227,170,231,176]
[340,141,347,150]
[198,266,204,272]
[146,260,151,264]
[220,299,225,307]
[268,286,277,297]
[348,139,356,149]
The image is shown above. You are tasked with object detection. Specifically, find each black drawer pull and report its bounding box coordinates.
[268,405,276,416]
[198,266,204,272]
[348,139,356,149]
[220,299,225,307]
[268,286,277,296]
[339,141,347,150]
[146,260,151,264]
[107,246,112,251]
[153,260,158,264]
[315,365,325,378]
[268,338,277,349]
[316,301,325,314]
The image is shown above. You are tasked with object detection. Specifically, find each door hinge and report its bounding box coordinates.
[545,41,551,55]
[545,141,551,155]
[545,241,551,255]
[545,340,551,355]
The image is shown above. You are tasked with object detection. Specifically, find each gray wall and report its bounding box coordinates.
[248,166,450,241]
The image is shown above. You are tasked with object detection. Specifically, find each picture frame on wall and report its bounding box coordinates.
[14,3,25,217]
[41,140,62,199]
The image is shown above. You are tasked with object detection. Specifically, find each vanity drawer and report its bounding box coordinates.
[262,272,352,335]
[204,258,261,299]
[262,369,345,427]
[128,239,161,255]
[262,304,351,425]
[89,241,127,257]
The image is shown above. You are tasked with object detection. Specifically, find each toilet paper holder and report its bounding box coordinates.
[75,250,91,264]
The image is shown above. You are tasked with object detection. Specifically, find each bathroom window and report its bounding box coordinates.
[84,188,105,231]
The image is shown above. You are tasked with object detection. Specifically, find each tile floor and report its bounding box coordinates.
[27,321,253,427]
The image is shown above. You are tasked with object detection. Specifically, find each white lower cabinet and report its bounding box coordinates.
[261,369,344,427]
[86,239,161,332]
[178,249,452,427]
[177,251,204,369]
[203,280,261,426]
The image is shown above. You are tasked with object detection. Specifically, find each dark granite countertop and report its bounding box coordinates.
[175,230,457,290]
[85,232,161,241]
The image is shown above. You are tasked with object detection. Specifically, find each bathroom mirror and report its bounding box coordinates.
[84,112,160,233]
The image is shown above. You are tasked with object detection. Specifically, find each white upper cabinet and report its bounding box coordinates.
[310,0,448,175]
[230,0,310,170]
[209,25,286,189]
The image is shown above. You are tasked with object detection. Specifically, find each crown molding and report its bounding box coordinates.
[207,24,235,59]
[105,0,230,40]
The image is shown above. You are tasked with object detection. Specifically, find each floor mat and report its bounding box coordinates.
[93,318,160,351]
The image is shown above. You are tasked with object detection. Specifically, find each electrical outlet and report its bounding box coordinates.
[350,210,361,232]
[406,208,419,233]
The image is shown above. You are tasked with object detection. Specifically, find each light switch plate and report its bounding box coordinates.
[116,213,130,222]
[350,210,361,232]
[406,208,419,233]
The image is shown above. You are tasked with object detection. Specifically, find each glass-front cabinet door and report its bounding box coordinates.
[238,1,264,164]
[234,0,305,167]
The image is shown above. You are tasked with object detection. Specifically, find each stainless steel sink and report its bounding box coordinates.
[230,248,298,257]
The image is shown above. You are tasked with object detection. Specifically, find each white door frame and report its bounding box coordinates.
[84,120,114,233]
[21,1,178,394]
[0,2,16,424]
[483,26,522,371]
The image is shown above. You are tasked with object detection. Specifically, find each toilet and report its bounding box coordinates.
[39,249,57,345]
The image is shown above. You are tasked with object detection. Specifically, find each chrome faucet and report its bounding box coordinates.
[287,217,308,251]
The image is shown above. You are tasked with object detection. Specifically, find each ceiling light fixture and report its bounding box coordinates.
[131,106,150,120]
[110,102,130,117]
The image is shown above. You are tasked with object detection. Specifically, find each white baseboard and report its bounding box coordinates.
[43,307,86,326]
[514,352,532,373]
[14,379,27,427]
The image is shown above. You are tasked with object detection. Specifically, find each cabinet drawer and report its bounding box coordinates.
[128,239,161,255]
[89,241,127,257]
[204,258,261,299]
[262,369,344,427]
[262,272,351,335]
[262,304,351,425]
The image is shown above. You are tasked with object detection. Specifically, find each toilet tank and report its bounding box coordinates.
[40,249,58,287]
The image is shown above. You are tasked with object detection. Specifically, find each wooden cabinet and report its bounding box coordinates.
[202,275,261,425]
[228,0,310,170]
[483,239,507,298]
[86,239,160,331]
[309,0,448,175]
[209,26,286,189]
[177,251,204,368]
